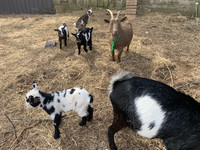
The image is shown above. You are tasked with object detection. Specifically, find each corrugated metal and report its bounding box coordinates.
[0,0,55,14]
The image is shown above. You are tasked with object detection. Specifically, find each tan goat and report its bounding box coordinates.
[104,9,133,63]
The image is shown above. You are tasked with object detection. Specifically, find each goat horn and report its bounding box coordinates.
[117,11,121,19]
[107,9,114,19]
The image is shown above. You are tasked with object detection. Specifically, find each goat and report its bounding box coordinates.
[108,72,200,150]
[54,23,69,49]
[73,9,93,32]
[71,27,93,55]
[25,82,93,139]
[104,9,133,63]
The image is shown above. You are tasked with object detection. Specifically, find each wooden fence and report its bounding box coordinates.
[54,0,126,13]
[0,0,55,14]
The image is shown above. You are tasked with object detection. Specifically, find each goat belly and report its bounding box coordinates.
[134,95,166,139]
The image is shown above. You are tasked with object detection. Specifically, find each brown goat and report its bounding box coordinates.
[104,9,133,63]
[73,9,93,32]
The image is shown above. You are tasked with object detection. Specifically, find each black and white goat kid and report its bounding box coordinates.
[108,72,200,150]
[72,27,93,55]
[54,23,69,49]
[25,82,93,139]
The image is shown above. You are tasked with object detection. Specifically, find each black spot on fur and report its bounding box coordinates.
[89,94,93,103]
[63,105,65,107]
[70,89,75,94]
[56,92,60,96]
[39,91,54,104]
[57,99,60,103]
[64,92,66,97]
[149,122,155,130]
[43,106,55,115]
[79,92,81,95]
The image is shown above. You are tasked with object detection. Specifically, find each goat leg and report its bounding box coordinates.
[110,50,115,61]
[78,44,81,55]
[87,105,93,121]
[59,38,62,49]
[53,113,62,139]
[79,116,87,126]
[64,38,67,47]
[108,109,127,150]
[83,43,88,53]
[117,48,123,63]
[126,45,130,52]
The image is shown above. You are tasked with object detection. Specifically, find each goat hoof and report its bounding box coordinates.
[54,134,60,139]
[87,116,93,121]
[79,122,86,126]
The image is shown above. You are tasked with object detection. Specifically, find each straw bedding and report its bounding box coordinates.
[0,11,199,150]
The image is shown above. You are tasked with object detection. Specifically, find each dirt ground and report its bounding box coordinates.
[0,10,200,150]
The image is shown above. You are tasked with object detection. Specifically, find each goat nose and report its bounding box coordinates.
[113,31,118,35]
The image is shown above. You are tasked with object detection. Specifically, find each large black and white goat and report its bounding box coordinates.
[108,72,200,150]
[25,82,93,139]
[54,23,69,49]
[73,9,93,32]
[72,27,93,55]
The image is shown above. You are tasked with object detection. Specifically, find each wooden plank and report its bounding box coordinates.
[126,5,137,9]
[126,2,137,5]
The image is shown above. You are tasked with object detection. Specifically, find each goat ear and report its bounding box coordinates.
[120,17,127,22]
[32,82,37,89]
[104,19,110,23]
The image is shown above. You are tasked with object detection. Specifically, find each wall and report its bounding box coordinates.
[53,0,126,13]
[53,0,195,14]
[138,0,195,15]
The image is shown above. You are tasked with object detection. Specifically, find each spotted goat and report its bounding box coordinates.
[54,23,69,49]
[73,8,93,32]
[72,27,93,55]
[25,82,93,139]
[108,72,200,150]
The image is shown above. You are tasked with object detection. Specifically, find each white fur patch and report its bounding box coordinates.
[83,32,90,42]
[135,95,165,138]
[58,25,68,37]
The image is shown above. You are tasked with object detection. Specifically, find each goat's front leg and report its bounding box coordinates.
[52,113,62,139]
[117,48,123,63]
[64,38,67,47]
[77,44,81,55]
[77,109,87,126]
[126,45,130,52]
[83,43,88,53]
[110,50,115,61]
[59,38,62,49]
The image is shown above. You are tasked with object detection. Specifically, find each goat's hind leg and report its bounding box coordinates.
[77,109,88,126]
[108,107,127,150]
[87,105,93,121]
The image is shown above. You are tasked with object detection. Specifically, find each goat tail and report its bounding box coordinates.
[108,71,132,95]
